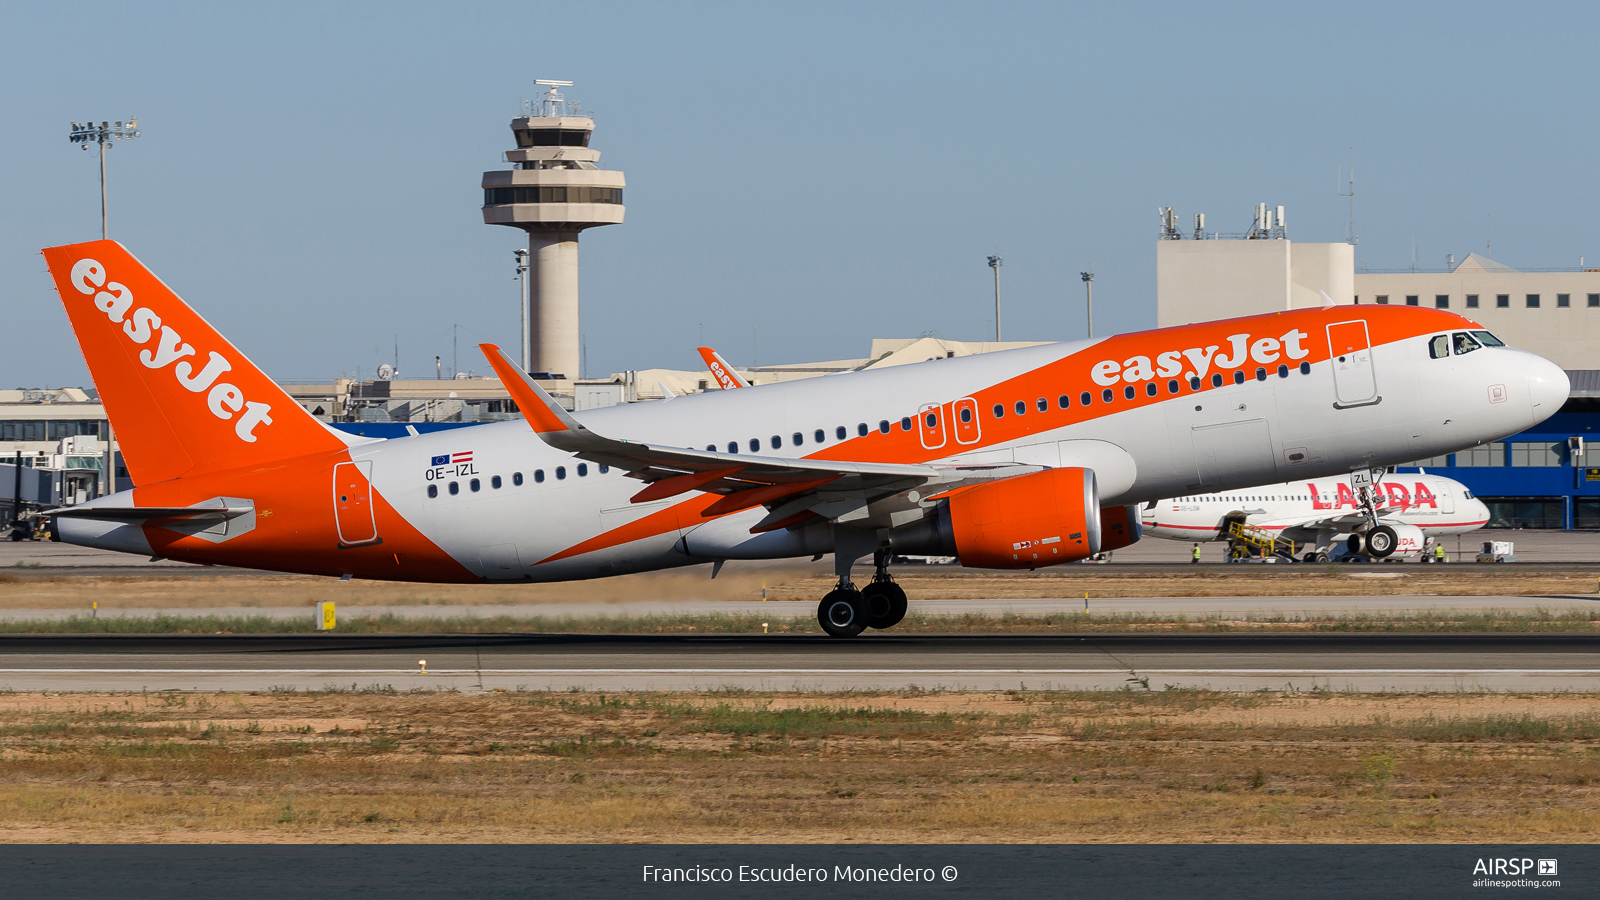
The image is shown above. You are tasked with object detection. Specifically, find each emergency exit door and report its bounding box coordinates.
[1326,320,1380,408]
[333,460,379,547]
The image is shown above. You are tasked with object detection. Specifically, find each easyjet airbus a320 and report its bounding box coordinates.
[42,241,1568,636]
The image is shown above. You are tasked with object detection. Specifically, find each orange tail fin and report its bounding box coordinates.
[41,240,346,485]
[697,346,750,389]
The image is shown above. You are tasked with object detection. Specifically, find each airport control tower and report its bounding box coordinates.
[481,81,625,381]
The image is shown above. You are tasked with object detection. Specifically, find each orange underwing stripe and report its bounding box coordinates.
[630,466,746,503]
[700,476,840,518]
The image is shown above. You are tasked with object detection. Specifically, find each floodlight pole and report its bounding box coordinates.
[987,255,1003,342]
[69,118,140,496]
[1080,271,1095,338]
[514,248,530,372]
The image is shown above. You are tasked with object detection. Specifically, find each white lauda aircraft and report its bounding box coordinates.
[1141,473,1490,562]
[42,241,1567,636]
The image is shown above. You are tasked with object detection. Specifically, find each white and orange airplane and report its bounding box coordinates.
[42,241,1567,636]
[1141,473,1490,561]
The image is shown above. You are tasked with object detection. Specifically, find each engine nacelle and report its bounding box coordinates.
[1385,522,1427,556]
[944,467,1101,569]
[1098,504,1142,552]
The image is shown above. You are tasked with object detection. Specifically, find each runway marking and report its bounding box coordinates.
[2,668,1598,676]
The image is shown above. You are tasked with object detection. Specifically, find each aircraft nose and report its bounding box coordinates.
[1526,355,1570,420]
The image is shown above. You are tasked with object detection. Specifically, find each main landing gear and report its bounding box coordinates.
[817,547,909,638]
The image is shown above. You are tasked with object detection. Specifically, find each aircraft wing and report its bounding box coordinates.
[1261,511,1401,540]
[697,346,750,390]
[480,343,1036,530]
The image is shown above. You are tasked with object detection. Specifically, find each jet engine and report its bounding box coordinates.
[1356,521,1426,559]
[1098,504,1143,553]
[936,467,1102,569]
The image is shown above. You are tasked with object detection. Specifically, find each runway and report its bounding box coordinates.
[3,633,1597,693]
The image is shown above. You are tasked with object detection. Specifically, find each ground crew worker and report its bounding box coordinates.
[1192,543,1201,564]
[1435,542,1447,563]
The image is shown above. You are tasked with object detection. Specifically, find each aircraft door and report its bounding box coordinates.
[1327,320,1380,408]
[918,403,947,450]
[333,460,379,547]
[952,397,981,445]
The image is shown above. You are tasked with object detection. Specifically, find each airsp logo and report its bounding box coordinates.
[71,258,273,443]
[1472,858,1555,876]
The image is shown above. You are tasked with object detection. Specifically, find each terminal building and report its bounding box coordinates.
[1156,204,1600,528]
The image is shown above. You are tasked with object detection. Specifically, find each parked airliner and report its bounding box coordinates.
[42,241,1566,635]
[1142,473,1489,561]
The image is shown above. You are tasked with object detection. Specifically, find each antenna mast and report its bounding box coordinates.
[1338,148,1358,246]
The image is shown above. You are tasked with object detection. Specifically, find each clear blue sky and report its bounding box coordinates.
[3,1,1595,388]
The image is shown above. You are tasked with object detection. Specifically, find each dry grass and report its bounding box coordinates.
[1,689,1598,843]
[2,564,1599,614]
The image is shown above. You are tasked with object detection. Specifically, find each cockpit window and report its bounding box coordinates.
[1428,335,1450,359]
[1471,330,1506,347]
[1452,332,1482,355]
[1463,490,1474,499]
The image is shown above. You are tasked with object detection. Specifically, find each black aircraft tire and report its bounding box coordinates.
[1366,525,1398,558]
[818,589,869,637]
[862,582,909,630]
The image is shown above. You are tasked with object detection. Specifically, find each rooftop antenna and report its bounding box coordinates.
[532,79,576,117]
[1338,148,1358,246]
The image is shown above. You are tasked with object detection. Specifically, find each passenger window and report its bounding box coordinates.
[924,412,937,428]
[770,435,781,449]
[1233,371,1245,384]
[814,429,825,443]
[513,472,523,486]
[1080,391,1092,406]
[1211,373,1223,387]
[448,481,459,495]
[1123,385,1136,400]
[1452,332,1481,355]
[599,465,609,474]
[534,469,545,483]
[707,445,716,451]
[470,478,480,492]
[1299,361,1310,374]
[1036,397,1047,412]
[1167,380,1179,393]
[1013,402,1025,416]
[900,417,913,431]
[878,420,891,434]
[728,442,739,454]
[749,438,760,452]
[1189,377,1201,390]
[858,423,869,437]
[1057,394,1070,409]
[427,484,438,498]
[1254,367,1266,381]
[491,475,502,489]
[1277,365,1288,378]
[960,407,973,423]
[836,426,847,440]
[993,404,1005,418]
[1102,388,1113,403]
[577,463,588,476]
[1429,335,1449,359]
[792,433,803,446]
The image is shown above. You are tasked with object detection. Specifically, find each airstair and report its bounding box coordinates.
[1226,521,1297,561]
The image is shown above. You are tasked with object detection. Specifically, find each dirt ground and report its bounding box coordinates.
[1,689,1596,843]
[2,564,1599,611]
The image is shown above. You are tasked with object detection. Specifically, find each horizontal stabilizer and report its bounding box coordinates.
[46,505,252,521]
